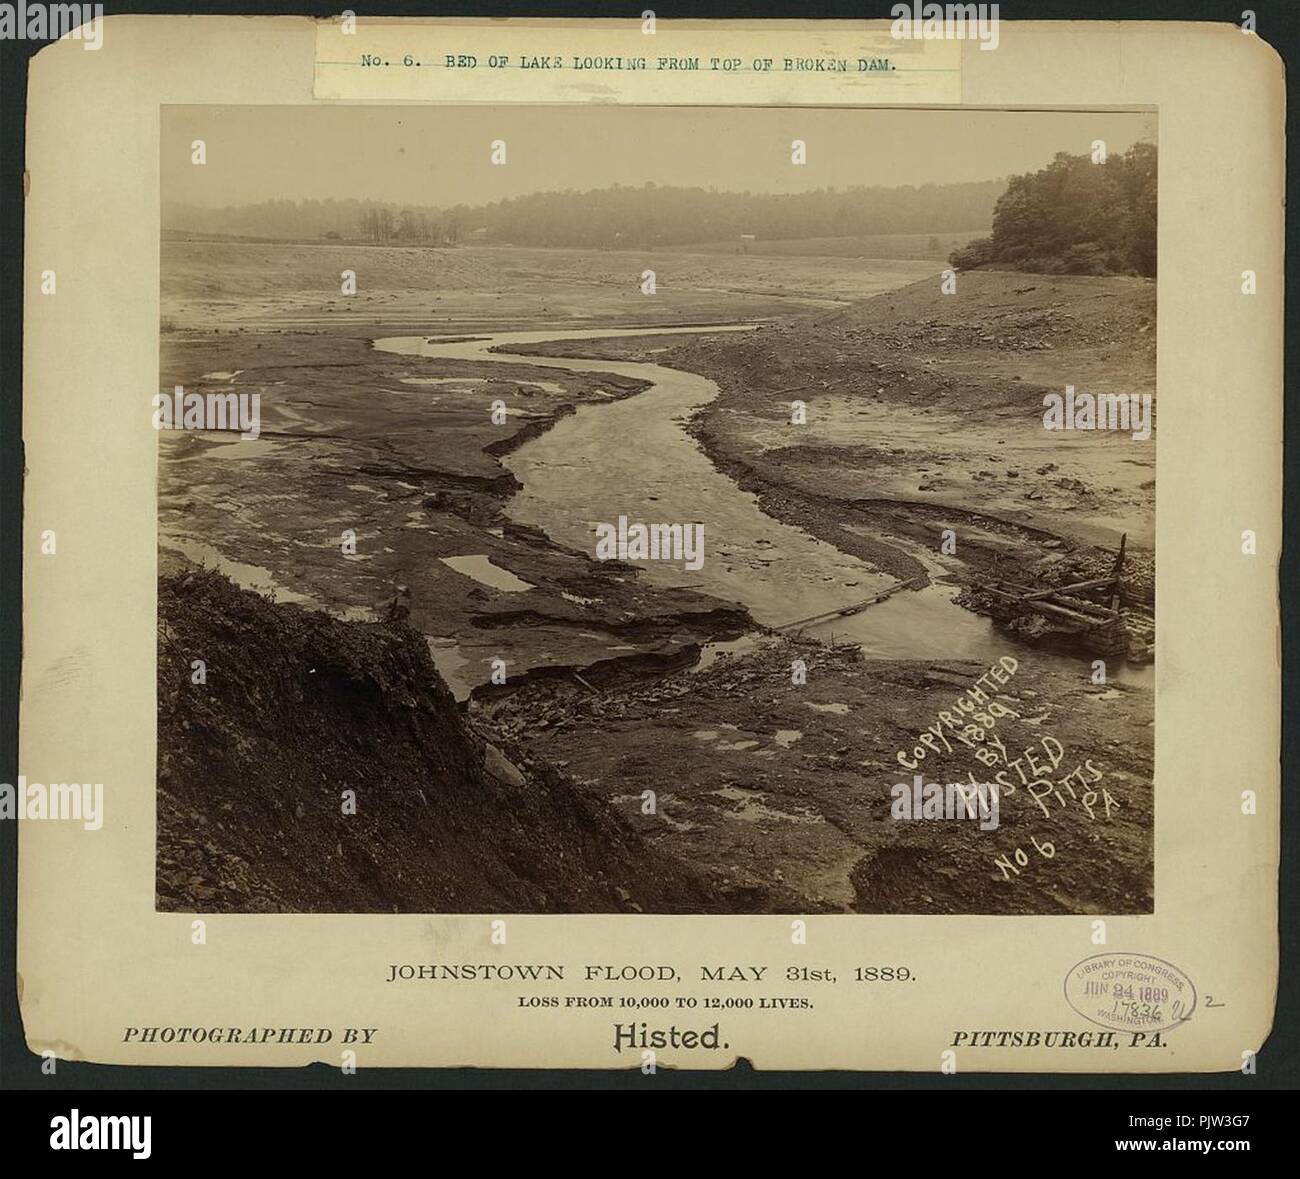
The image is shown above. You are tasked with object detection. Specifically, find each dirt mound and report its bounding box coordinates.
[156,568,717,913]
[820,269,1155,353]
[668,270,1154,416]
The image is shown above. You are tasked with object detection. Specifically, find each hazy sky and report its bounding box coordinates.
[162,105,1156,208]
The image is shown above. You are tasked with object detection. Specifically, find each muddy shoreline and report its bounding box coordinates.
[159,326,762,699]
[503,270,1157,647]
[158,247,1154,914]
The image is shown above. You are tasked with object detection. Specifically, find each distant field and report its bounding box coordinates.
[160,240,941,331]
[662,231,987,261]
[163,230,985,262]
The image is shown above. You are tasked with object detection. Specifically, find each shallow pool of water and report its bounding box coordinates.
[439,554,536,593]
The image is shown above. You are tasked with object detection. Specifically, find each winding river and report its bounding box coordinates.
[375,325,1151,680]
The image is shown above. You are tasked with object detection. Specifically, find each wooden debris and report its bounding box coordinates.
[775,575,926,632]
[971,535,1150,663]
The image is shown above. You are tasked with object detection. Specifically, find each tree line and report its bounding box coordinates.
[358,206,461,246]
[454,180,1003,247]
[164,179,1003,247]
[950,143,1156,277]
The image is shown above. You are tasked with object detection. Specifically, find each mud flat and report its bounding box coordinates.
[158,326,754,698]
[508,269,1157,661]
[466,268,1155,915]
[480,637,1153,915]
[157,246,1153,915]
[380,325,905,628]
[162,239,938,333]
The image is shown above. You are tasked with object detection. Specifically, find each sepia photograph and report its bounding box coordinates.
[6,3,1292,1120]
[155,104,1157,916]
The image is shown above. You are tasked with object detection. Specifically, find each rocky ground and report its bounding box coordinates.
[508,270,1157,592]
[157,248,1155,915]
[158,569,1153,916]
[157,568,726,913]
[477,637,1153,915]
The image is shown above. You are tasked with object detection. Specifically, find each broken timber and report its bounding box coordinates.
[775,575,926,632]
[972,535,1150,661]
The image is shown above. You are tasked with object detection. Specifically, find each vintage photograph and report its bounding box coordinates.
[155,104,1157,916]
